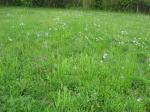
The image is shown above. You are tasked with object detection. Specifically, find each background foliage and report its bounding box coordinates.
[0,0,150,12]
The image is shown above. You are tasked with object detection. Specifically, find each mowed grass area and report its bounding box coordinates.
[0,7,150,112]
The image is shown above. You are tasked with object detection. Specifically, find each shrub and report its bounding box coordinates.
[93,0,103,9]
[13,0,22,6]
[119,0,150,12]
[0,0,149,13]
[21,0,32,6]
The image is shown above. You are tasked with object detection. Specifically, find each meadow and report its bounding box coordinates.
[0,7,150,112]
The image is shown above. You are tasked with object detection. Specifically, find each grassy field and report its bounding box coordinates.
[0,7,150,112]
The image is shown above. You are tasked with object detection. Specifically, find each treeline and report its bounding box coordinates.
[1,0,82,7]
[0,0,150,13]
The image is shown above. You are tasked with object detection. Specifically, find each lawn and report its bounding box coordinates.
[0,7,150,112]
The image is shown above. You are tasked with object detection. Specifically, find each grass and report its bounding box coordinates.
[0,7,150,112]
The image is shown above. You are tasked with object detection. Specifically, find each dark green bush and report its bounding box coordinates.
[119,0,150,12]
[0,0,149,13]
[93,0,103,9]
[20,0,32,6]
[31,0,44,6]
[13,0,22,6]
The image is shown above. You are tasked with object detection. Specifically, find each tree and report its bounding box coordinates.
[83,0,92,9]
[102,0,119,9]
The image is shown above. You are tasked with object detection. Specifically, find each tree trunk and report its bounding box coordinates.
[137,4,139,13]
[83,0,92,9]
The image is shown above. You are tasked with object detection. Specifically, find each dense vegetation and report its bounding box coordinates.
[0,0,150,12]
[0,7,150,112]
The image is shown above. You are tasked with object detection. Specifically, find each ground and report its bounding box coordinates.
[0,7,150,112]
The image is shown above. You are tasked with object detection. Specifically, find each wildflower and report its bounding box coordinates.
[120,75,125,79]
[26,32,30,36]
[49,28,52,31]
[6,13,10,17]
[102,53,108,60]
[97,25,100,28]
[45,32,49,37]
[121,66,125,70]
[121,30,128,35]
[55,21,58,25]
[137,98,142,102]
[96,37,103,42]
[43,41,48,48]
[132,37,140,46]
[36,33,40,38]
[148,58,150,62]
[96,37,100,42]
[20,22,25,26]
[78,32,82,36]
[8,37,12,42]
[73,65,77,70]
[100,60,103,63]
[11,26,15,28]
[85,36,89,40]
[55,17,60,21]
[63,23,66,26]
[147,58,150,66]
[84,27,88,31]
[54,28,58,31]
[93,23,97,26]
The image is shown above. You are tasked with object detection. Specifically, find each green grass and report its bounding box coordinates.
[0,7,150,112]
